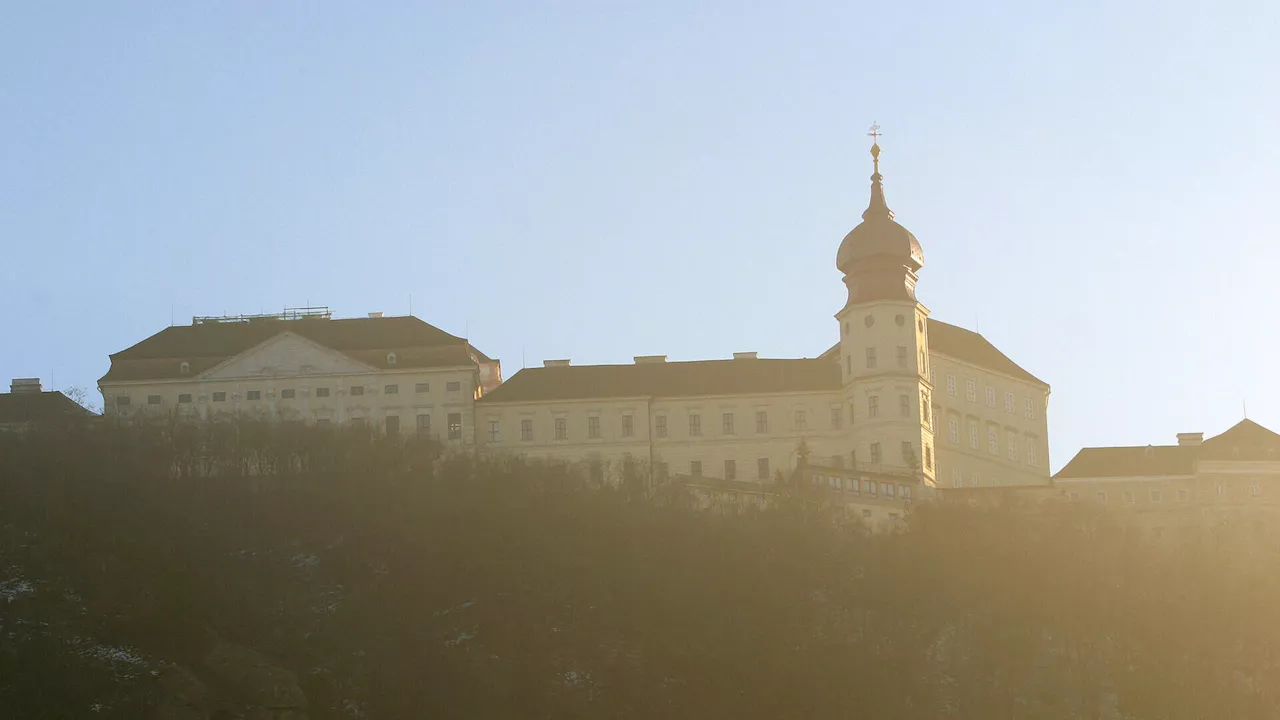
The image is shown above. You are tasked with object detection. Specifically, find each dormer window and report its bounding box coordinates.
[179,361,190,375]
[387,352,397,365]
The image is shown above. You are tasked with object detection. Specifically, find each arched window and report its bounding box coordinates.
[386,352,397,365]
[179,361,190,375]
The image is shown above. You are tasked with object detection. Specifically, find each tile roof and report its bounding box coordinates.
[924,319,1047,386]
[1054,419,1280,479]
[479,358,841,404]
[100,316,493,382]
[1054,445,1199,479]
[0,391,94,426]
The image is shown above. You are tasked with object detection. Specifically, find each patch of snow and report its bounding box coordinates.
[444,630,475,647]
[563,669,591,687]
[0,578,35,603]
[78,643,147,667]
[433,600,476,617]
[291,553,321,570]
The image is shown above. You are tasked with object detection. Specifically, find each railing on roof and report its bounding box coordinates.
[193,306,332,325]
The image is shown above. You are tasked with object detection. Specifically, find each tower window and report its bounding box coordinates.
[724,459,736,481]
[1024,397,1036,420]
[757,457,770,480]
[520,418,532,441]
[866,347,877,369]
[970,472,980,487]
[179,362,190,375]
[870,442,882,463]
[951,468,962,487]
[946,375,956,396]
[554,417,568,440]
[755,410,768,433]
[896,346,908,368]
[487,421,500,442]
[985,387,996,408]
[949,418,959,444]
[925,444,933,470]
[988,429,998,455]
[621,415,634,437]
[794,409,807,431]
[1004,392,1014,414]
[1007,433,1018,461]
[969,424,979,449]
[722,412,735,434]
[901,441,914,465]
[656,415,668,438]
[1027,441,1038,466]
[868,396,879,418]
[966,380,976,402]
[588,416,600,439]
[386,352,397,365]
[899,395,910,417]
[830,406,842,429]
[689,413,702,436]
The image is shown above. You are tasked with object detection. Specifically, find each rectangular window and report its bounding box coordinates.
[867,480,878,497]
[415,382,430,393]
[901,485,912,500]
[1177,489,1189,502]
[315,387,330,398]
[985,387,996,407]
[1024,397,1035,420]
[1004,392,1014,414]
[147,394,162,405]
[969,424,979,449]
[178,394,192,404]
[757,457,770,480]
[899,394,910,417]
[901,441,913,464]
[868,396,879,418]
[752,410,767,433]
[870,442,882,463]
[281,388,295,399]
[655,415,668,438]
[621,415,634,437]
[1150,489,1162,503]
[966,380,976,402]
[896,345,908,368]
[724,459,736,481]
[212,392,226,402]
[884,484,896,498]
[351,417,367,428]
[949,418,959,444]
[385,416,400,435]
[830,406,842,429]
[722,412,735,435]
[951,468,962,487]
[1123,490,1135,505]
[946,374,956,396]
[588,416,601,439]
[316,418,332,427]
[555,417,568,440]
[689,413,702,436]
[1251,483,1262,497]
[349,386,364,397]
[970,472,980,487]
[1097,491,1108,504]
[520,418,532,441]
[690,460,702,476]
[247,390,262,401]
[488,420,500,442]
[114,396,131,407]
[866,347,877,369]
[384,384,399,395]
[446,381,461,392]
[794,409,807,431]
[1007,433,1018,461]
[447,412,462,440]
[988,429,998,455]
[417,414,431,434]
[1027,441,1038,466]
[1216,484,1226,496]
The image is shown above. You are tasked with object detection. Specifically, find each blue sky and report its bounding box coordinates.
[2,1,1277,469]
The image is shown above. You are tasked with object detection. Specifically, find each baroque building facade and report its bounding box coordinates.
[475,141,1052,499]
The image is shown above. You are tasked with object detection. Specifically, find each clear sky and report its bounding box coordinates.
[2,1,1278,469]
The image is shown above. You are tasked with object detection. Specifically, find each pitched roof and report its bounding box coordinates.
[101,316,493,382]
[479,358,841,404]
[925,319,1047,386]
[1200,419,1280,461]
[1054,419,1280,479]
[821,319,1046,387]
[1054,445,1199,479]
[0,391,94,426]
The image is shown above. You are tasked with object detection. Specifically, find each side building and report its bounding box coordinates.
[1055,419,1280,538]
[476,139,1050,493]
[98,308,500,445]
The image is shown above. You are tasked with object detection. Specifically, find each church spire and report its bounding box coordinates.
[862,123,894,221]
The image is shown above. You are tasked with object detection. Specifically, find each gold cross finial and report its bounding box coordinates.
[867,122,883,170]
[867,122,882,144]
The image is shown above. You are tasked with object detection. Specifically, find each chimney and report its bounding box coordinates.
[10,378,42,394]
[733,352,758,360]
[544,359,571,368]
[634,355,667,364]
[1177,432,1204,447]
[368,312,384,319]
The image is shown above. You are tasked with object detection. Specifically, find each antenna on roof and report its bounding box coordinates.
[1244,398,1248,419]
[522,344,526,369]
[409,293,413,317]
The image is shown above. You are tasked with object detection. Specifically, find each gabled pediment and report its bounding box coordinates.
[199,332,377,380]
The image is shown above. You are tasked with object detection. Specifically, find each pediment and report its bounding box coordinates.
[199,332,376,380]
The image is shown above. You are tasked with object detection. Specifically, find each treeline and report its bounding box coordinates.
[2,420,1279,719]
